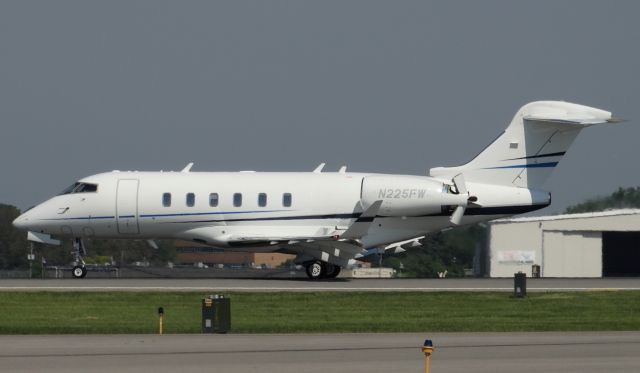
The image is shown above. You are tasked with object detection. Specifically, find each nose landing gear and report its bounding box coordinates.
[71,238,87,279]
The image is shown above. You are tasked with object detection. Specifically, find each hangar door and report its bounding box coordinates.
[602,232,640,277]
[542,231,601,277]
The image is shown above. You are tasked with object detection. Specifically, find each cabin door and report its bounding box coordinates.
[116,179,140,234]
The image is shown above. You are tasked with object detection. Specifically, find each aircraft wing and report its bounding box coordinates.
[280,233,426,266]
[226,231,366,253]
[225,201,382,248]
[187,201,384,265]
[384,236,424,251]
[355,236,424,260]
[220,228,369,267]
[280,238,368,266]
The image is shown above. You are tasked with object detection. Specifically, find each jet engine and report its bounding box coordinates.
[360,175,469,217]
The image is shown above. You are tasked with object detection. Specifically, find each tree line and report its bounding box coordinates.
[565,186,640,213]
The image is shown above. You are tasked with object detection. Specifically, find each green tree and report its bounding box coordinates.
[565,186,640,213]
[0,204,29,269]
[381,225,484,278]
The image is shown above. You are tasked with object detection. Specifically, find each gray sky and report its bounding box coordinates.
[1,1,638,213]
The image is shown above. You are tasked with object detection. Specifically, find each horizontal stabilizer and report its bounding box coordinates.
[521,101,612,126]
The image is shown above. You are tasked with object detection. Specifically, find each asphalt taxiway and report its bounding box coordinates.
[1,277,640,291]
[1,332,639,373]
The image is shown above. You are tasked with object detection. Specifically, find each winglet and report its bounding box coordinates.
[181,162,194,173]
[341,200,382,239]
[607,117,626,124]
[313,163,326,173]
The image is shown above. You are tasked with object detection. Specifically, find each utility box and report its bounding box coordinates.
[514,272,526,297]
[202,295,231,333]
[531,264,541,278]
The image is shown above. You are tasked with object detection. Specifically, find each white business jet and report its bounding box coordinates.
[13,101,619,279]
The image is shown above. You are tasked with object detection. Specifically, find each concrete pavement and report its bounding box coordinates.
[1,332,638,373]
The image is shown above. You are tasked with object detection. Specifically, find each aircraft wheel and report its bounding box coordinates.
[325,265,341,279]
[72,265,87,279]
[305,261,324,280]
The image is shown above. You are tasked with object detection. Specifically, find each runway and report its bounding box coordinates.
[1,278,640,292]
[1,332,639,373]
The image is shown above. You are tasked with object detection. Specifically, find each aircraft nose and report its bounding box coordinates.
[12,213,30,230]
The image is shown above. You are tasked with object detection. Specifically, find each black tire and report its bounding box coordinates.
[72,265,87,279]
[325,265,341,279]
[305,261,324,280]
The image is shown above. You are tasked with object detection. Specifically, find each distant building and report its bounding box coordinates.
[487,209,640,278]
[174,241,294,268]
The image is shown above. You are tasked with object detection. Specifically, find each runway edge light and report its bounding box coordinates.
[422,339,434,373]
[158,307,164,335]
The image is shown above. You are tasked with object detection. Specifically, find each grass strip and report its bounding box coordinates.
[0,291,639,334]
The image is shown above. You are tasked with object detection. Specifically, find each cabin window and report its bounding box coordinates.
[209,193,219,207]
[283,193,292,207]
[258,193,267,207]
[162,193,172,207]
[233,193,242,207]
[186,193,195,207]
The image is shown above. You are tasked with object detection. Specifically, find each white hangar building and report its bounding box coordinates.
[487,209,640,278]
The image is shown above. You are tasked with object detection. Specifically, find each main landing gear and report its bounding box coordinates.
[305,261,341,280]
[71,238,87,279]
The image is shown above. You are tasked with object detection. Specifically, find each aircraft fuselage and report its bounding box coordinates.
[14,170,549,250]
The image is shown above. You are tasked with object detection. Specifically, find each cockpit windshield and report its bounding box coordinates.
[59,182,98,195]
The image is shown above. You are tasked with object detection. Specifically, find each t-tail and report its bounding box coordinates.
[430,101,620,189]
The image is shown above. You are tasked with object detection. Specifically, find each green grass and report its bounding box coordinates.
[0,291,639,334]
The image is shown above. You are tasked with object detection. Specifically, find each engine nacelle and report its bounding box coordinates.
[361,175,467,216]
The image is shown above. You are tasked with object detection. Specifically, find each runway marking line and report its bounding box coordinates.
[3,339,640,359]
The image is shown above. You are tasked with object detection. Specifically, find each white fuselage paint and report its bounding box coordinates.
[14,170,550,251]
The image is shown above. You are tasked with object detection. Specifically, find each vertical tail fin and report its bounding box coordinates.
[430,101,617,188]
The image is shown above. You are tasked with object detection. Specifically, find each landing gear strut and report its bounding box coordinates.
[71,238,87,279]
[304,261,342,280]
